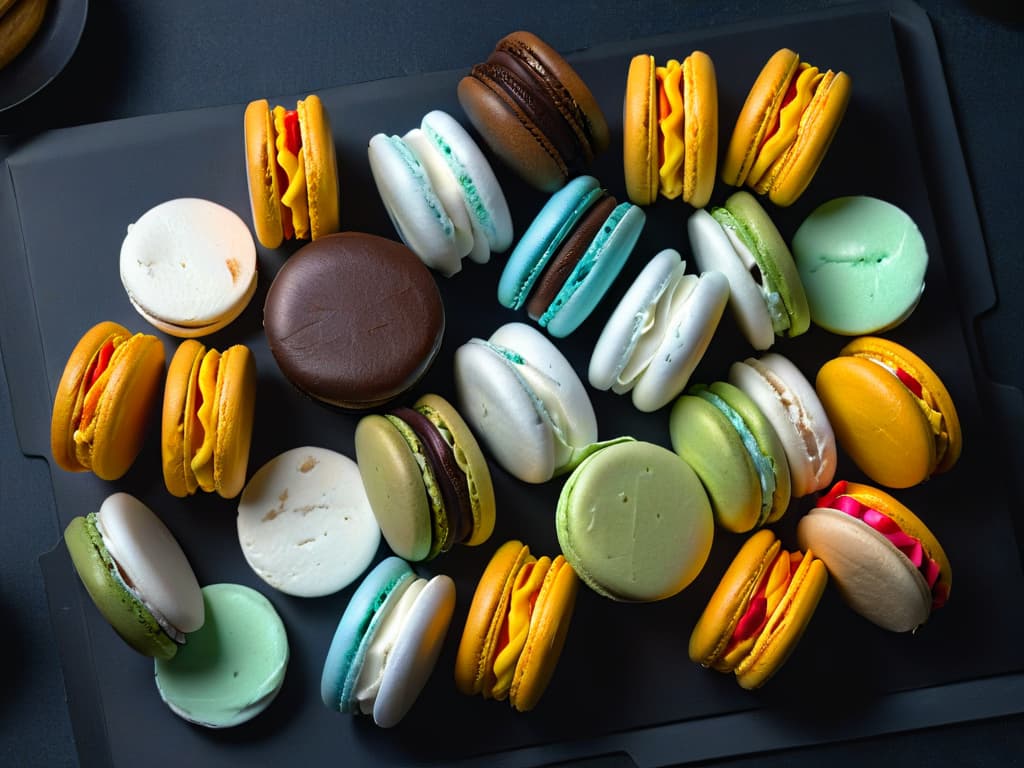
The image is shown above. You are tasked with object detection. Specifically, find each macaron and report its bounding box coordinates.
[458,30,610,192]
[161,340,257,499]
[321,556,455,727]
[797,480,952,632]
[50,320,165,481]
[0,0,47,71]
[669,381,792,533]
[236,447,381,598]
[816,337,961,489]
[453,322,600,484]
[119,198,258,337]
[588,249,729,412]
[689,529,827,689]
[721,48,851,207]
[154,583,289,728]
[556,440,714,602]
[263,232,444,410]
[243,93,340,249]
[623,51,718,208]
[729,353,836,498]
[368,109,513,276]
[497,175,645,337]
[792,196,929,335]
[63,492,204,660]
[355,394,496,562]
[454,540,578,712]
[688,190,810,350]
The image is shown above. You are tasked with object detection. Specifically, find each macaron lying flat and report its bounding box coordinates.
[155,583,288,728]
[556,440,714,602]
[237,447,380,598]
[816,337,962,489]
[454,540,578,712]
[321,557,455,727]
[263,232,444,410]
[355,394,496,562]
[64,492,204,660]
[244,94,340,249]
[454,322,600,484]
[51,320,165,481]
[797,481,951,632]
[722,48,851,207]
[369,109,513,276]
[459,30,610,192]
[161,340,257,499]
[689,529,826,689]
[730,353,836,498]
[498,175,645,337]
[793,196,928,335]
[120,198,258,338]
[588,249,728,412]
[623,51,718,207]
[670,381,792,533]
[688,191,809,350]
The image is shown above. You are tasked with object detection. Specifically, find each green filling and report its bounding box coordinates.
[389,135,453,238]
[385,414,447,558]
[422,122,495,244]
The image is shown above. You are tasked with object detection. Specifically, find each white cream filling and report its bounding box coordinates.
[723,226,788,333]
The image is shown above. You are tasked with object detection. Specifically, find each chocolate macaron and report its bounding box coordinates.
[264,232,444,410]
[458,31,610,192]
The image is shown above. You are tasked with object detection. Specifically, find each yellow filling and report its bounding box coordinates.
[273,106,310,240]
[190,349,221,492]
[749,63,823,189]
[656,59,686,200]
[72,334,132,467]
[490,556,550,700]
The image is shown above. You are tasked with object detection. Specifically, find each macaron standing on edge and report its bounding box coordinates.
[459,30,610,192]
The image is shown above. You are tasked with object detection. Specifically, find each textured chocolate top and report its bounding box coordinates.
[264,232,444,409]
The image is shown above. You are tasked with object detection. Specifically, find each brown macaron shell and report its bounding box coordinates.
[263,232,444,410]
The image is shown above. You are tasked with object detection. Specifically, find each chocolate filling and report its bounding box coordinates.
[392,407,472,551]
[526,194,616,320]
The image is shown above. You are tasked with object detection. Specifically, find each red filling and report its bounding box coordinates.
[757,76,801,152]
[273,109,302,241]
[896,367,924,399]
[725,551,800,654]
[87,340,115,389]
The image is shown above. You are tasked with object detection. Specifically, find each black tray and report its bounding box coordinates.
[1,2,1022,766]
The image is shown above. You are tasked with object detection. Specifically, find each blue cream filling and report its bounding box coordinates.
[693,386,776,527]
[422,122,495,246]
[388,135,453,239]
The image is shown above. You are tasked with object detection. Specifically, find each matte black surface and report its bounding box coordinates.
[1,1,1022,767]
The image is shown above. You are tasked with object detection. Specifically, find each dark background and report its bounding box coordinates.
[1,1,1021,766]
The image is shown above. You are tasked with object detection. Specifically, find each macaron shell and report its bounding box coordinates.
[374,574,456,727]
[355,414,434,562]
[155,583,289,728]
[212,344,257,499]
[161,339,205,497]
[127,273,258,339]
[297,94,341,241]
[797,507,931,632]
[682,51,718,208]
[556,441,714,602]
[243,98,284,249]
[509,555,578,712]
[623,54,658,205]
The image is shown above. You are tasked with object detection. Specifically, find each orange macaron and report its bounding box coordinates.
[623,51,718,208]
[721,48,851,207]
[815,337,962,489]
[50,321,166,481]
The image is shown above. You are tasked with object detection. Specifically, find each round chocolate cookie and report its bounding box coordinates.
[264,232,444,409]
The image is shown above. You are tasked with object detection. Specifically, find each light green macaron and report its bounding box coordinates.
[555,440,714,602]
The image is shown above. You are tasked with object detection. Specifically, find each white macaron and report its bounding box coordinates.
[589,249,729,412]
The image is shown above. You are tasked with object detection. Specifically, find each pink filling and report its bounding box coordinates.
[819,481,946,609]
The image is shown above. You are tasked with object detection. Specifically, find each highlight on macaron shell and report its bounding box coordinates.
[161,340,256,499]
[792,196,928,335]
[721,48,851,206]
[454,540,578,712]
[797,480,951,633]
[322,557,456,727]
[458,30,610,192]
[368,109,513,276]
[63,492,204,661]
[497,175,645,338]
[236,447,381,598]
[689,529,826,690]
[50,320,166,481]
[120,198,258,338]
[623,51,718,208]
[155,583,289,728]
[687,190,810,350]
[816,336,961,489]
[588,248,728,412]
[243,93,341,249]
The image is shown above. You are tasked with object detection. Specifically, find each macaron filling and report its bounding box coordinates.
[750,63,822,186]
[416,401,485,540]
[74,333,138,464]
[421,120,495,246]
[271,105,308,239]
[656,59,686,199]
[490,556,550,699]
[818,481,946,608]
[725,548,802,659]
[385,134,455,243]
[692,386,776,528]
